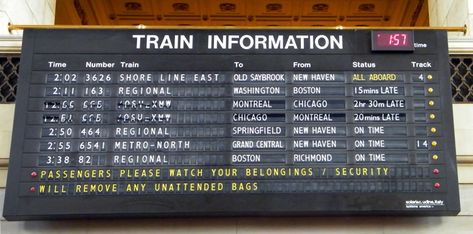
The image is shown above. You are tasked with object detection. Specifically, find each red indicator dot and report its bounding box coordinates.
[29,186,36,192]
[433,169,440,174]
[30,171,38,177]
[434,183,441,189]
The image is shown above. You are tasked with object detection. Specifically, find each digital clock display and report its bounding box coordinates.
[371,31,414,51]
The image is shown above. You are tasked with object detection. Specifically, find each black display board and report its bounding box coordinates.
[3,29,460,220]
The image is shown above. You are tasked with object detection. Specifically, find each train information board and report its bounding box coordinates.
[3,29,460,220]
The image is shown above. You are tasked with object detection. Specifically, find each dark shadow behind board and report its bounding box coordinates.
[3,29,459,220]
